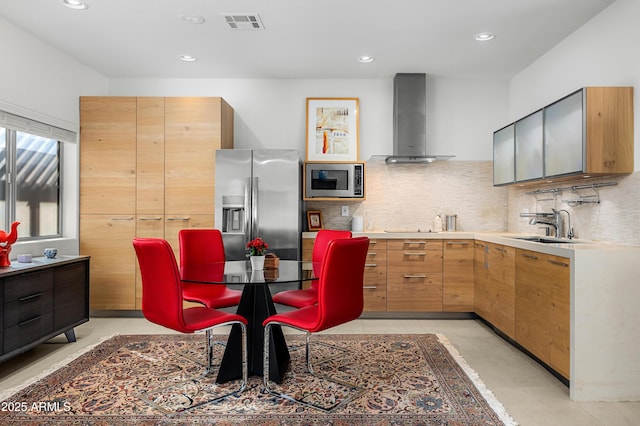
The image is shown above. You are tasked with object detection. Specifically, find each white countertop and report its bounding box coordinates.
[303,230,640,257]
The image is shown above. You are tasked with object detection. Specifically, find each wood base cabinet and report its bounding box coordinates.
[363,239,387,311]
[443,240,474,311]
[474,242,515,339]
[387,239,443,312]
[515,248,570,379]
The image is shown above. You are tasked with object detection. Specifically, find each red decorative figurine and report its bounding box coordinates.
[0,222,20,267]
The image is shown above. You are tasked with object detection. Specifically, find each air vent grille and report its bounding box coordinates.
[221,14,265,30]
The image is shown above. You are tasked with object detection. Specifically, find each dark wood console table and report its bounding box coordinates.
[1,255,90,363]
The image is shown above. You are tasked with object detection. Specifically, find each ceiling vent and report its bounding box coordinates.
[221,14,265,30]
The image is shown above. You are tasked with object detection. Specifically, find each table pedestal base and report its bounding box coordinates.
[216,284,290,383]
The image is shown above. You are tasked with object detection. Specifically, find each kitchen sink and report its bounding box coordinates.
[508,236,583,244]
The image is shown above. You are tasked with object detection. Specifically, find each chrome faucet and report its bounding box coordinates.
[524,209,566,238]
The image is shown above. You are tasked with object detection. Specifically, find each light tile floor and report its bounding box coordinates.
[1,317,639,425]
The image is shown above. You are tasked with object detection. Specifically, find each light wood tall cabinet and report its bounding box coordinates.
[80,96,234,310]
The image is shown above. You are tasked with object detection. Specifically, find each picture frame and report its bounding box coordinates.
[306,98,359,162]
[306,210,323,231]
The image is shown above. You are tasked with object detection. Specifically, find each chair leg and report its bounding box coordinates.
[202,320,248,396]
[263,321,365,412]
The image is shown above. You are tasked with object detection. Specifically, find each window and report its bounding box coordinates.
[0,111,73,240]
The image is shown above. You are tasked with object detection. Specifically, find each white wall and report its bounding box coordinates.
[0,17,108,256]
[510,0,640,170]
[506,0,640,245]
[109,76,508,161]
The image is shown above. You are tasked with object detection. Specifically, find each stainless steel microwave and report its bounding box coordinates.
[304,162,365,199]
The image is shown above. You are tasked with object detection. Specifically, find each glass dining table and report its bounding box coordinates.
[181,260,317,384]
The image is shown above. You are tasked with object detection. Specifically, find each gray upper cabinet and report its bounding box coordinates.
[544,90,584,177]
[493,124,515,186]
[493,86,634,186]
[515,110,543,182]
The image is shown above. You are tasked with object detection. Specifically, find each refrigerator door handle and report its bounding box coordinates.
[244,177,252,247]
[251,176,259,238]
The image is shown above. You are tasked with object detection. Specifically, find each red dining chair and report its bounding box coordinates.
[133,237,248,405]
[179,229,242,309]
[272,229,352,308]
[262,236,369,412]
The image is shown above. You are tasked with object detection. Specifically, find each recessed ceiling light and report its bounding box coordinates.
[61,0,88,10]
[474,32,495,42]
[179,55,197,62]
[358,56,375,63]
[181,14,206,25]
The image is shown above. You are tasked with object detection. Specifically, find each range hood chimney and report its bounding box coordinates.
[386,73,454,164]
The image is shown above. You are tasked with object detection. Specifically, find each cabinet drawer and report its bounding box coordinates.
[367,239,387,250]
[386,272,443,312]
[4,291,53,329]
[4,270,54,302]
[387,239,441,251]
[3,311,54,353]
[387,249,442,272]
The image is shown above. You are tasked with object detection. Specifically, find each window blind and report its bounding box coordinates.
[0,110,77,143]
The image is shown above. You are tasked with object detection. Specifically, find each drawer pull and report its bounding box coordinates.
[167,217,190,221]
[548,259,569,267]
[403,274,427,279]
[495,247,507,253]
[369,241,377,245]
[19,292,43,302]
[110,216,133,221]
[363,285,377,289]
[403,240,426,245]
[522,253,539,260]
[404,252,426,256]
[367,252,377,256]
[365,263,378,267]
[446,241,469,245]
[19,315,42,327]
[138,217,162,221]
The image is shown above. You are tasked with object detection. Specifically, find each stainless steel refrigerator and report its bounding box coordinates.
[215,149,301,261]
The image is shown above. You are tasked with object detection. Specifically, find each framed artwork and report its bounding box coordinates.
[306,98,359,162]
[306,210,323,231]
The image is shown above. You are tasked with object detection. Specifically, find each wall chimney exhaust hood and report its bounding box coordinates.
[385,73,455,164]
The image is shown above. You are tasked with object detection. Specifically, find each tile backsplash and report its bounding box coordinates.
[306,159,640,247]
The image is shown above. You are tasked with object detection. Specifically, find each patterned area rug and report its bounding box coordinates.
[0,334,516,425]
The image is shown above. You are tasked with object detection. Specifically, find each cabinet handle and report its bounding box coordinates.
[365,263,378,267]
[521,253,539,260]
[369,241,377,245]
[447,241,469,245]
[548,259,569,267]
[403,240,426,245]
[403,274,427,279]
[404,252,426,256]
[494,247,507,253]
[110,217,134,221]
[368,252,377,256]
[167,217,190,221]
[138,217,162,221]
[363,285,377,289]
[19,315,42,326]
[475,242,485,248]
[19,292,43,302]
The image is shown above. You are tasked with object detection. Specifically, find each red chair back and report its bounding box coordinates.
[133,238,190,333]
[312,229,352,278]
[314,236,369,331]
[179,229,225,267]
